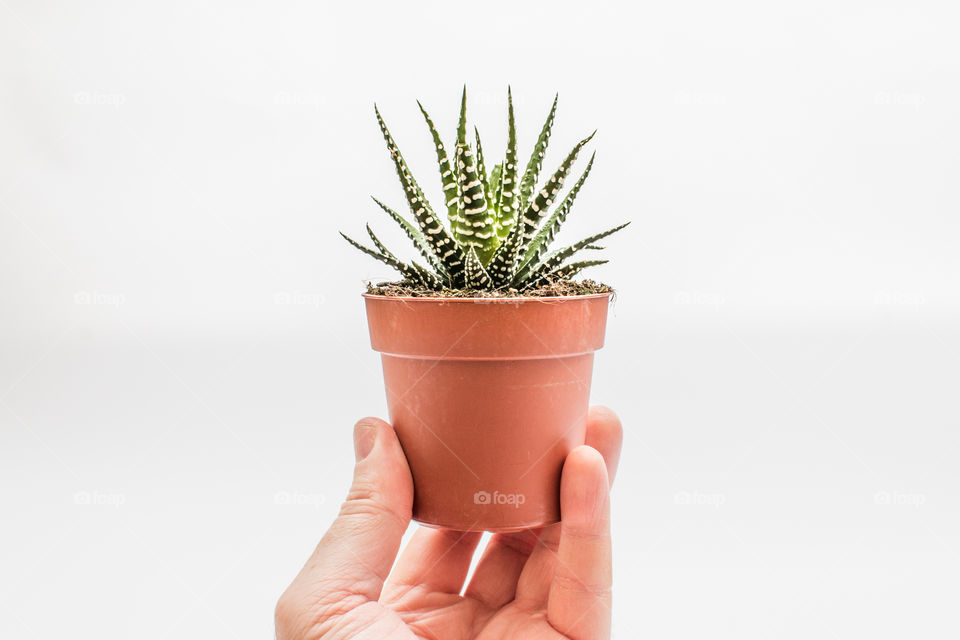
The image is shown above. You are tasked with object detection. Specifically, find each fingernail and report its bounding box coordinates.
[353,422,377,462]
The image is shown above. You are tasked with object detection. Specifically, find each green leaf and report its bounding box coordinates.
[496,87,520,243]
[374,105,466,282]
[516,151,595,274]
[485,220,525,287]
[522,259,608,289]
[474,126,489,188]
[453,143,497,262]
[363,223,442,288]
[518,93,558,211]
[371,197,448,280]
[340,231,431,286]
[410,261,443,288]
[365,223,393,257]
[475,127,502,252]
[448,86,469,244]
[487,162,503,222]
[517,132,595,250]
[517,222,629,286]
[417,101,460,232]
[464,246,492,288]
[456,85,468,148]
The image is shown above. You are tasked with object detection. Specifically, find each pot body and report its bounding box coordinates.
[363,293,611,532]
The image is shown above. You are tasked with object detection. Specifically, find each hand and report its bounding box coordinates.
[276,406,622,640]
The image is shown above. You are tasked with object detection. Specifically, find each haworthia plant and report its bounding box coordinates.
[342,87,628,291]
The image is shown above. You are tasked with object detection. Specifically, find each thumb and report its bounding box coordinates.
[296,418,413,607]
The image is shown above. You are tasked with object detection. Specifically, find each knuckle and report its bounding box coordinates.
[338,490,407,532]
[495,530,540,556]
[552,571,612,598]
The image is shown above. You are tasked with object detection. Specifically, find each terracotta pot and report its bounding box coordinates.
[363,292,612,532]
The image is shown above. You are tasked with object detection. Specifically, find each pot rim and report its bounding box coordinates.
[361,291,614,304]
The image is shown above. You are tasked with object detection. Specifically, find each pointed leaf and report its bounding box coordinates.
[371,196,448,280]
[522,259,609,290]
[464,247,492,289]
[496,87,520,243]
[517,132,595,250]
[456,85,467,147]
[453,143,497,262]
[417,101,460,231]
[517,152,595,273]
[364,223,442,287]
[486,220,525,287]
[487,162,503,221]
[474,126,489,187]
[374,105,466,282]
[409,261,443,288]
[517,222,629,286]
[365,223,394,258]
[518,93,558,210]
[340,231,429,286]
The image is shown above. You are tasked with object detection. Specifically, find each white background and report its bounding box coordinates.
[2,0,958,638]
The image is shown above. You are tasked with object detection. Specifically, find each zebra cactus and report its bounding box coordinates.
[342,87,628,290]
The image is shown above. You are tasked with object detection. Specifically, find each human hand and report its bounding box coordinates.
[276,406,622,640]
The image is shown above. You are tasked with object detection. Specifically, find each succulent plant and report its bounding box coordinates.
[341,87,629,291]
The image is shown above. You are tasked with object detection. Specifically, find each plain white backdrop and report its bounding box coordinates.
[2,0,958,638]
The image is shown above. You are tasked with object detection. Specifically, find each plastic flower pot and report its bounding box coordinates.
[363,292,612,532]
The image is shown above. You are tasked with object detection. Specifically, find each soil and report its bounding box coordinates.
[365,278,614,299]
